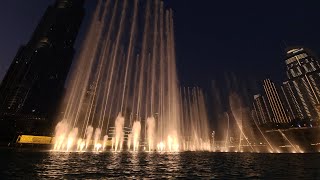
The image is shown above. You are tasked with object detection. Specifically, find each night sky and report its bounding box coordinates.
[1,0,320,104]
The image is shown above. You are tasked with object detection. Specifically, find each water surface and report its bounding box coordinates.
[1,150,320,179]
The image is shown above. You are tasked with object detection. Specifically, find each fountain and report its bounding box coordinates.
[113,114,124,152]
[85,126,93,150]
[93,128,101,151]
[51,0,213,153]
[146,117,156,151]
[51,0,307,154]
[131,121,141,151]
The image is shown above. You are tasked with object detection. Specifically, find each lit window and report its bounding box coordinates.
[310,62,316,71]
[297,67,302,75]
[290,69,295,77]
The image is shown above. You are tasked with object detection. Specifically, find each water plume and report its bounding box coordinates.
[66,128,78,151]
[52,0,212,153]
[229,93,254,152]
[132,121,141,151]
[113,114,124,151]
[146,117,156,151]
[53,121,69,151]
[85,126,93,150]
[102,135,108,151]
[93,128,101,151]
[127,133,132,150]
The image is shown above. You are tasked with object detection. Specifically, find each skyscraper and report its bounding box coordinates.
[253,94,272,125]
[263,79,291,124]
[253,47,320,130]
[282,47,320,122]
[0,0,84,137]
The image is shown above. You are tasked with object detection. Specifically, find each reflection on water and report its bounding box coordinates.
[1,150,320,179]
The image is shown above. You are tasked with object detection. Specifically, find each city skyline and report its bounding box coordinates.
[1,1,320,179]
[1,0,320,137]
[1,0,320,90]
[253,47,320,128]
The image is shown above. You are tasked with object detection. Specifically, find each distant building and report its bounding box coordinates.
[253,94,272,125]
[281,81,304,120]
[282,47,320,121]
[263,79,291,124]
[252,47,320,129]
[0,0,85,138]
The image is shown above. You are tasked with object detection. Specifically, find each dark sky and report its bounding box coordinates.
[1,0,320,97]
[168,0,320,90]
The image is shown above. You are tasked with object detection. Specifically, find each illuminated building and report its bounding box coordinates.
[253,47,320,129]
[263,79,291,124]
[253,94,272,125]
[282,48,320,122]
[281,81,304,120]
[0,0,84,139]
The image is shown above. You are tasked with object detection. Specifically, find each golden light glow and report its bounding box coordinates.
[17,135,52,144]
[157,142,165,152]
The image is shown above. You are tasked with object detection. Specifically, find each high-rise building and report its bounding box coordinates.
[0,0,85,137]
[281,81,304,120]
[253,94,272,125]
[282,47,320,121]
[263,79,291,124]
[253,47,320,129]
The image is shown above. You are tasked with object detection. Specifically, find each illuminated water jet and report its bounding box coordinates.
[146,117,156,151]
[113,114,124,152]
[132,121,141,151]
[52,0,211,153]
[85,126,93,150]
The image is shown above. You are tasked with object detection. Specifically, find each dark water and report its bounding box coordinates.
[1,150,320,179]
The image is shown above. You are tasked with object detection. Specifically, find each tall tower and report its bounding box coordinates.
[0,0,84,116]
[283,47,320,121]
[253,94,272,125]
[0,0,85,136]
[263,79,291,124]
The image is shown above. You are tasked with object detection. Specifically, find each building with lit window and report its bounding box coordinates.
[252,47,320,130]
[253,94,272,125]
[0,0,84,140]
[282,48,320,122]
[263,79,291,124]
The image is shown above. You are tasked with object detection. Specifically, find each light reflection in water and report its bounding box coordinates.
[3,151,320,179]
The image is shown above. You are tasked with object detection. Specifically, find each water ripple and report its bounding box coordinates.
[1,150,320,179]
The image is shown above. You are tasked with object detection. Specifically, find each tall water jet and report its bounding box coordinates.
[132,121,141,151]
[251,111,275,152]
[102,135,108,151]
[52,0,212,153]
[229,93,254,152]
[85,126,93,150]
[113,114,124,152]
[77,138,84,151]
[127,133,132,150]
[66,128,78,151]
[180,87,211,151]
[53,121,69,151]
[167,131,179,152]
[93,128,101,151]
[278,130,300,153]
[224,112,230,152]
[146,117,156,151]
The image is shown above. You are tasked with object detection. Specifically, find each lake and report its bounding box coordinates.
[1,150,320,179]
